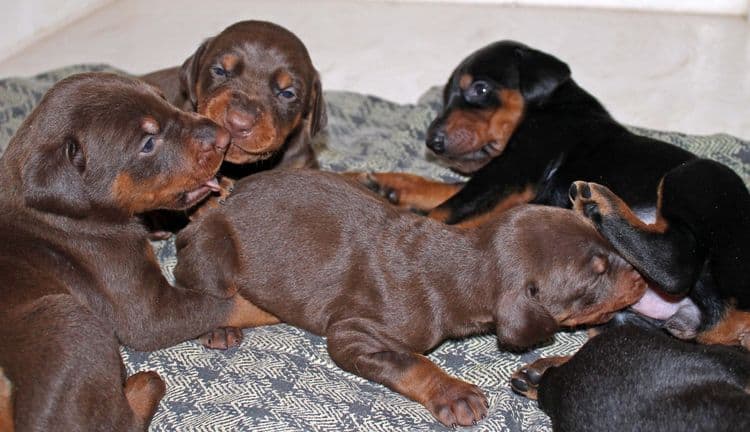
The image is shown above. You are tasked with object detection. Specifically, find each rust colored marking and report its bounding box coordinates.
[697,307,750,349]
[348,172,463,212]
[275,70,293,90]
[221,54,239,72]
[442,89,525,157]
[123,371,165,427]
[140,117,160,135]
[573,181,668,234]
[511,356,571,400]
[454,186,536,229]
[458,74,473,91]
[225,294,281,328]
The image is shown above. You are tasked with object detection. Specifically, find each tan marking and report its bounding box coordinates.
[573,182,668,234]
[123,371,165,427]
[697,307,750,349]
[141,117,160,135]
[454,185,536,229]
[275,70,293,90]
[224,294,281,328]
[344,172,462,212]
[442,89,525,162]
[221,54,239,72]
[558,269,648,327]
[458,74,473,91]
[427,207,451,223]
[511,356,571,400]
[0,368,13,432]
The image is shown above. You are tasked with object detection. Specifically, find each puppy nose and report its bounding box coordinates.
[427,130,446,154]
[225,109,256,137]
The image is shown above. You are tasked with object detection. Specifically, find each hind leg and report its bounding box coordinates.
[1,295,165,431]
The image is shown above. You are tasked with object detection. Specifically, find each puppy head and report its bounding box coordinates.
[491,206,646,350]
[4,73,229,218]
[179,20,326,164]
[426,40,571,175]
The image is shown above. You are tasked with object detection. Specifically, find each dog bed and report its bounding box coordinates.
[1,65,748,431]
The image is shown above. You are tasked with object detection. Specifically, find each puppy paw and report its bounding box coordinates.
[426,379,488,427]
[510,356,570,400]
[356,172,402,205]
[569,181,618,225]
[199,327,244,349]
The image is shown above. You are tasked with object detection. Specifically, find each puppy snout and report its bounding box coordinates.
[427,129,446,154]
[225,108,257,137]
[194,122,230,154]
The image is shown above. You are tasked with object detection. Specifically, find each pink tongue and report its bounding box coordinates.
[630,288,687,320]
[205,178,221,192]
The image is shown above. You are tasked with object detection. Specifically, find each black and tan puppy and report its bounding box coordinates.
[510,321,750,432]
[360,40,750,349]
[0,73,268,431]
[174,170,646,427]
[143,20,326,171]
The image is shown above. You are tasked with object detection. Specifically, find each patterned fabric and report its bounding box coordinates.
[1,66,748,431]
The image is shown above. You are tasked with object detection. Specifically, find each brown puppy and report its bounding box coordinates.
[143,20,326,171]
[0,368,12,432]
[0,73,266,431]
[174,170,647,427]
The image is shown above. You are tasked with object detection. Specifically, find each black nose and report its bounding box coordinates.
[427,130,446,154]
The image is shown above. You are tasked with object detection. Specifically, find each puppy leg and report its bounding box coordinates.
[697,307,750,350]
[124,371,166,427]
[510,356,571,400]
[197,295,281,349]
[327,321,487,427]
[0,368,12,432]
[345,172,464,213]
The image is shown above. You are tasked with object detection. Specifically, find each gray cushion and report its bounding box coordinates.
[1,66,748,431]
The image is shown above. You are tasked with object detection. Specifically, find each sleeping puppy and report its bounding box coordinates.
[511,320,750,432]
[174,169,647,427]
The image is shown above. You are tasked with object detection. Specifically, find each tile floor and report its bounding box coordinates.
[0,0,748,138]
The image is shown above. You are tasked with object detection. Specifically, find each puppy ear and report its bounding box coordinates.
[306,72,327,137]
[516,46,571,105]
[22,137,90,218]
[494,285,559,350]
[179,37,213,108]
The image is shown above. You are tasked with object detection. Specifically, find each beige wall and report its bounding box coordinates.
[0,0,113,60]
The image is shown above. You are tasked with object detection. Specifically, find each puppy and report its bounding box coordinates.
[511,322,750,431]
[359,40,750,349]
[0,73,268,431]
[174,170,647,427]
[143,20,326,171]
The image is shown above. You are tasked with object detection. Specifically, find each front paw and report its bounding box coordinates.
[510,356,570,400]
[569,181,619,225]
[354,172,402,205]
[198,327,243,349]
[426,379,488,427]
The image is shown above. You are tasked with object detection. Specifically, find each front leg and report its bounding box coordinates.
[345,172,464,213]
[327,321,488,427]
[510,356,571,400]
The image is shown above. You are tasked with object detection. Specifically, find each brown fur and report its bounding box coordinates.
[0,73,260,431]
[142,20,326,169]
[175,170,647,426]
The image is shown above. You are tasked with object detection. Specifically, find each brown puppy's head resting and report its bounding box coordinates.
[426,40,571,175]
[2,73,229,219]
[179,20,326,164]
[489,206,646,350]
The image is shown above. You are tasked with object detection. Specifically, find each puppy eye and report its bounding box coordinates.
[277,88,297,100]
[465,80,491,104]
[140,136,156,155]
[211,66,229,77]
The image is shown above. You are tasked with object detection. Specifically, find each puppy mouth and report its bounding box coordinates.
[433,141,502,174]
[181,177,222,208]
[457,141,504,161]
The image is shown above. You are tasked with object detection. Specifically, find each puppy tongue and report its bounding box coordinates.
[205,178,221,192]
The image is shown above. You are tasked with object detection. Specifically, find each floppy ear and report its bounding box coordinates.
[179,37,213,108]
[516,46,571,105]
[494,286,559,350]
[22,137,90,218]
[306,72,327,137]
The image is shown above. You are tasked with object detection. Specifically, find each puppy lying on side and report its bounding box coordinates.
[511,320,750,431]
[175,170,647,427]
[0,73,268,431]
